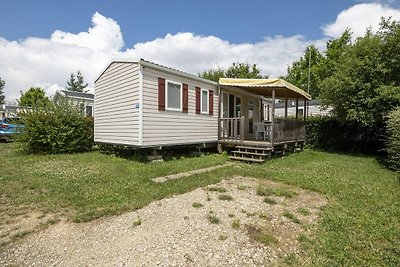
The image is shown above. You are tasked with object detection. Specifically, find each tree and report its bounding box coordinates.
[225,62,266,79]
[319,22,400,126]
[200,62,267,82]
[66,71,88,92]
[285,45,324,97]
[18,87,51,108]
[0,77,5,105]
[200,67,225,82]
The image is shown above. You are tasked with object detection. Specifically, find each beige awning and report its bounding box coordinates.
[219,78,311,100]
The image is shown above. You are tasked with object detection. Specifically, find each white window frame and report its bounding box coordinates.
[200,89,209,114]
[165,80,183,111]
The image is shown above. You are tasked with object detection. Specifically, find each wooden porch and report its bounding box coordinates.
[217,78,311,163]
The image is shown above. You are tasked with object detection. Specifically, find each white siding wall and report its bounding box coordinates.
[94,62,140,145]
[142,66,218,146]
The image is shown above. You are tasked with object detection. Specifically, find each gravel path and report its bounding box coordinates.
[0,176,327,266]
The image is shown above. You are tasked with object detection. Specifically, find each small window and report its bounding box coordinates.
[166,81,182,111]
[201,89,209,114]
[85,105,93,117]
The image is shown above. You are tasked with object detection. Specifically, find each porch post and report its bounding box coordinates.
[303,98,307,120]
[295,98,299,119]
[217,84,222,140]
[284,89,288,118]
[271,88,276,145]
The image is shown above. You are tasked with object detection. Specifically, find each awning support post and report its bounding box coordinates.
[284,89,288,118]
[295,98,299,119]
[271,88,275,145]
[217,84,222,140]
[303,98,307,120]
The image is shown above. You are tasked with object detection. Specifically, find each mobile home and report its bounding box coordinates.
[94,59,218,148]
[95,59,311,162]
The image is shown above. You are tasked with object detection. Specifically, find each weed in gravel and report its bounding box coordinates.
[282,253,297,265]
[246,211,256,217]
[232,219,240,229]
[273,188,297,198]
[207,214,220,224]
[192,202,203,208]
[132,217,142,227]
[237,184,247,190]
[247,225,277,246]
[218,194,233,201]
[298,234,315,249]
[258,212,272,220]
[218,235,228,240]
[183,216,189,220]
[283,211,301,224]
[206,192,211,201]
[208,187,227,193]
[297,207,310,215]
[256,184,274,196]
[228,213,235,218]
[264,197,277,205]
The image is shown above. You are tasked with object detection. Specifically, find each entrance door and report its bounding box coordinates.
[228,94,242,136]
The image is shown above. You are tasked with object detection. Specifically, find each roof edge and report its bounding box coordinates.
[94,59,218,86]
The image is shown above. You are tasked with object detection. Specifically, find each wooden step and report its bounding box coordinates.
[235,146,272,151]
[229,156,265,163]
[232,150,270,157]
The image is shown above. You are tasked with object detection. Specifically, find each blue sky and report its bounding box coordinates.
[1,0,400,101]
[1,0,360,45]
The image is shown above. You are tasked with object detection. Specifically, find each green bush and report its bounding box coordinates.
[386,108,400,171]
[19,100,93,154]
[306,116,385,154]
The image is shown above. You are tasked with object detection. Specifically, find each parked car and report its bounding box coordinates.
[0,117,24,141]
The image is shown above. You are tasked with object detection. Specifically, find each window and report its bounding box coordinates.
[166,81,182,111]
[201,89,209,114]
[85,105,93,117]
[249,100,254,134]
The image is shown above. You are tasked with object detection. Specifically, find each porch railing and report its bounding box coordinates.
[273,118,306,143]
[219,116,245,140]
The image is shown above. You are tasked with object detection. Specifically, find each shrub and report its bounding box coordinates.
[306,116,385,154]
[386,107,400,172]
[19,100,93,153]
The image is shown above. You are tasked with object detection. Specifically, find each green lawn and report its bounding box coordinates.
[0,143,399,266]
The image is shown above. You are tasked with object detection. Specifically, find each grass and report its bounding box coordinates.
[0,142,229,223]
[231,219,240,229]
[1,144,399,266]
[235,149,400,266]
[283,210,301,224]
[192,202,203,208]
[218,194,233,201]
[208,187,227,193]
[247,225,277,246]
[263,197,277,205]
[207,214,220,224]
[297,207,310,216]
[132,217,142,226]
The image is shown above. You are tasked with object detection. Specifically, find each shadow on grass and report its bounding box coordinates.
[98,144,219,163]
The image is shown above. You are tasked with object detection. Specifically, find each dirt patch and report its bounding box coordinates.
[0,176,327,266]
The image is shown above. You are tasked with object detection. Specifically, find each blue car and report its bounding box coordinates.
[0,117,24,141]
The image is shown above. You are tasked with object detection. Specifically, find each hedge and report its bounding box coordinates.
[305,116,385,154]
[19,100,93,154]
[386,108,400,171]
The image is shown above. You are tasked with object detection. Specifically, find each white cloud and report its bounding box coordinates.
[123,32,318,78]
[4,3,399,102]
[0,13,121,101]
[322,3,400,38]
[51,12,123,51]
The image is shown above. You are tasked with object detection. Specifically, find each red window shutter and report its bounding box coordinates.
[158,78,165,111]
[182,84,188,113]
[209,90,214,115]
[195,86,200,114]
